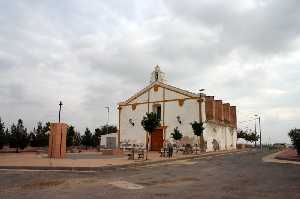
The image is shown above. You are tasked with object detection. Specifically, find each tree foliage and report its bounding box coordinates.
[190,121,205,151]
[81,128,93,149]
[0,118,8,149]
[288,128,300,155]
[237,129,260,143]
[29,122,50,147]
[67,126,76,147]
[9,119,29,152]
[190,121,205,137]
[141,112,161,134]
[171,127,183,141]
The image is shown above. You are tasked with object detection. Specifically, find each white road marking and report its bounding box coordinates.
[109,180,144,189]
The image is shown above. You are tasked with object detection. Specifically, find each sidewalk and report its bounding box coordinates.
[0,149,247,171]
[262,150,300,165]
[275,149,300,162]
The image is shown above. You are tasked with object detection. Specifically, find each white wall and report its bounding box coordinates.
[120,103,148,145]
[204,122,237,151]
[164,99,199,143]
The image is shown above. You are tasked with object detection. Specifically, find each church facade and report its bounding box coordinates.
[117,66,237,152]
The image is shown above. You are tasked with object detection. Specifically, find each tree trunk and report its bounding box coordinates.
[200,134,204,152]
[197,136,200,154]
[145,132,149,160]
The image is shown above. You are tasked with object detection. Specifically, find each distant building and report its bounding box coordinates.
[117,66,237,151]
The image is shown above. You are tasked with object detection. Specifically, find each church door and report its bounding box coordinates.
[151,128,163,151]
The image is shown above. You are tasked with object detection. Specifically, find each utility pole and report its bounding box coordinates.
[254,119,257,148]
[105,106,110,135]
[258,116,262,150]
[59,101,63,123]
[198,89,205,152]
[255,114,262,150]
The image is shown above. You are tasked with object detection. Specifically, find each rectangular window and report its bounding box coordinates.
[157,106,161,120]
[153,104,161,121]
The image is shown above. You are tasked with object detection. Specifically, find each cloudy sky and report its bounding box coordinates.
[0,0,299,143]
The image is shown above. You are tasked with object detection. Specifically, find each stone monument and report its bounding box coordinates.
[48,123,68,158]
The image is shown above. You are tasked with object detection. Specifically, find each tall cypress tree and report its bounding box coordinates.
[35,122,49,147]
[0,117,8,149]
[81,128,93,149]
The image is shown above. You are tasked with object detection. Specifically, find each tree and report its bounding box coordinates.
[171,127,183,142]
[73,131,81,146]
[81,128,93,149]
[34,122,49,147]
[29,129,37,147]
[288,128,300,155]
[0,118,8,149]
[141,112,161,160]
[9,123,18,151]
[93,125,118,151]
[245,132,260,143]
[237,129,247,139]
[237,129,259,144]
[67,126,76,147]
[9,119,29,152]
[190,121,205,152]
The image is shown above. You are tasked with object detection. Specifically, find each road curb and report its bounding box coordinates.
[0,149,249,172]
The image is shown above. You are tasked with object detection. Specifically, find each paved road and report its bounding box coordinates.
[0,150,299,199]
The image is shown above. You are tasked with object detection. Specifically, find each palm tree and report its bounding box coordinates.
[141,112,161,160]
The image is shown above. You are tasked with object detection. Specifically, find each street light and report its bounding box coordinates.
[105,106,110,135]
[254,114,262,150]
[198,89,205,123]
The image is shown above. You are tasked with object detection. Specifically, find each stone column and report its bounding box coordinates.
[48,123,68,158]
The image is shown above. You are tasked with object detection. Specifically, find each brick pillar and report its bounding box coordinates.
[230,106,237,128]
[205,96,215,121]
[223,103,230,124]
[215,100,224,123]
[48,123,68,158]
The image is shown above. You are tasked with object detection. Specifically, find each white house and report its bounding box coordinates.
[117,66,237,152]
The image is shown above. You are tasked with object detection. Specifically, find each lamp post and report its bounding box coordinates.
[254,114,262,150]
[199,89,205,123]
[198,89,205,151]
[105,106,110,135]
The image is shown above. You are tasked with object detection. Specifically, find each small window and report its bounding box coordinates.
[157,106,161,120]
[153,104,161,120]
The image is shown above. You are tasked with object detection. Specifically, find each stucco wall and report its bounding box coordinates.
[164,99,199,142]
[120,103,148,146]
[204,122,237,151]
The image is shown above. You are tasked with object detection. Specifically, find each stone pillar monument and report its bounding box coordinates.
[48,123,68,158]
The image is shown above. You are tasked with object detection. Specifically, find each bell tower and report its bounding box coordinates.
[150,65,166,83]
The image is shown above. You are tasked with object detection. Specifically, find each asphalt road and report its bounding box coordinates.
[0,150,299,199]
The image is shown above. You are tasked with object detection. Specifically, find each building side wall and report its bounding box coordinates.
[204,122,237,151]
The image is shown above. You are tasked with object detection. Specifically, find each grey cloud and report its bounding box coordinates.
[0,0,299,143]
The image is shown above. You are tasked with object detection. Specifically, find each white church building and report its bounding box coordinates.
[117,66,237,152]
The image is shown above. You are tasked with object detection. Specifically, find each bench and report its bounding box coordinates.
[137,150,144,159]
